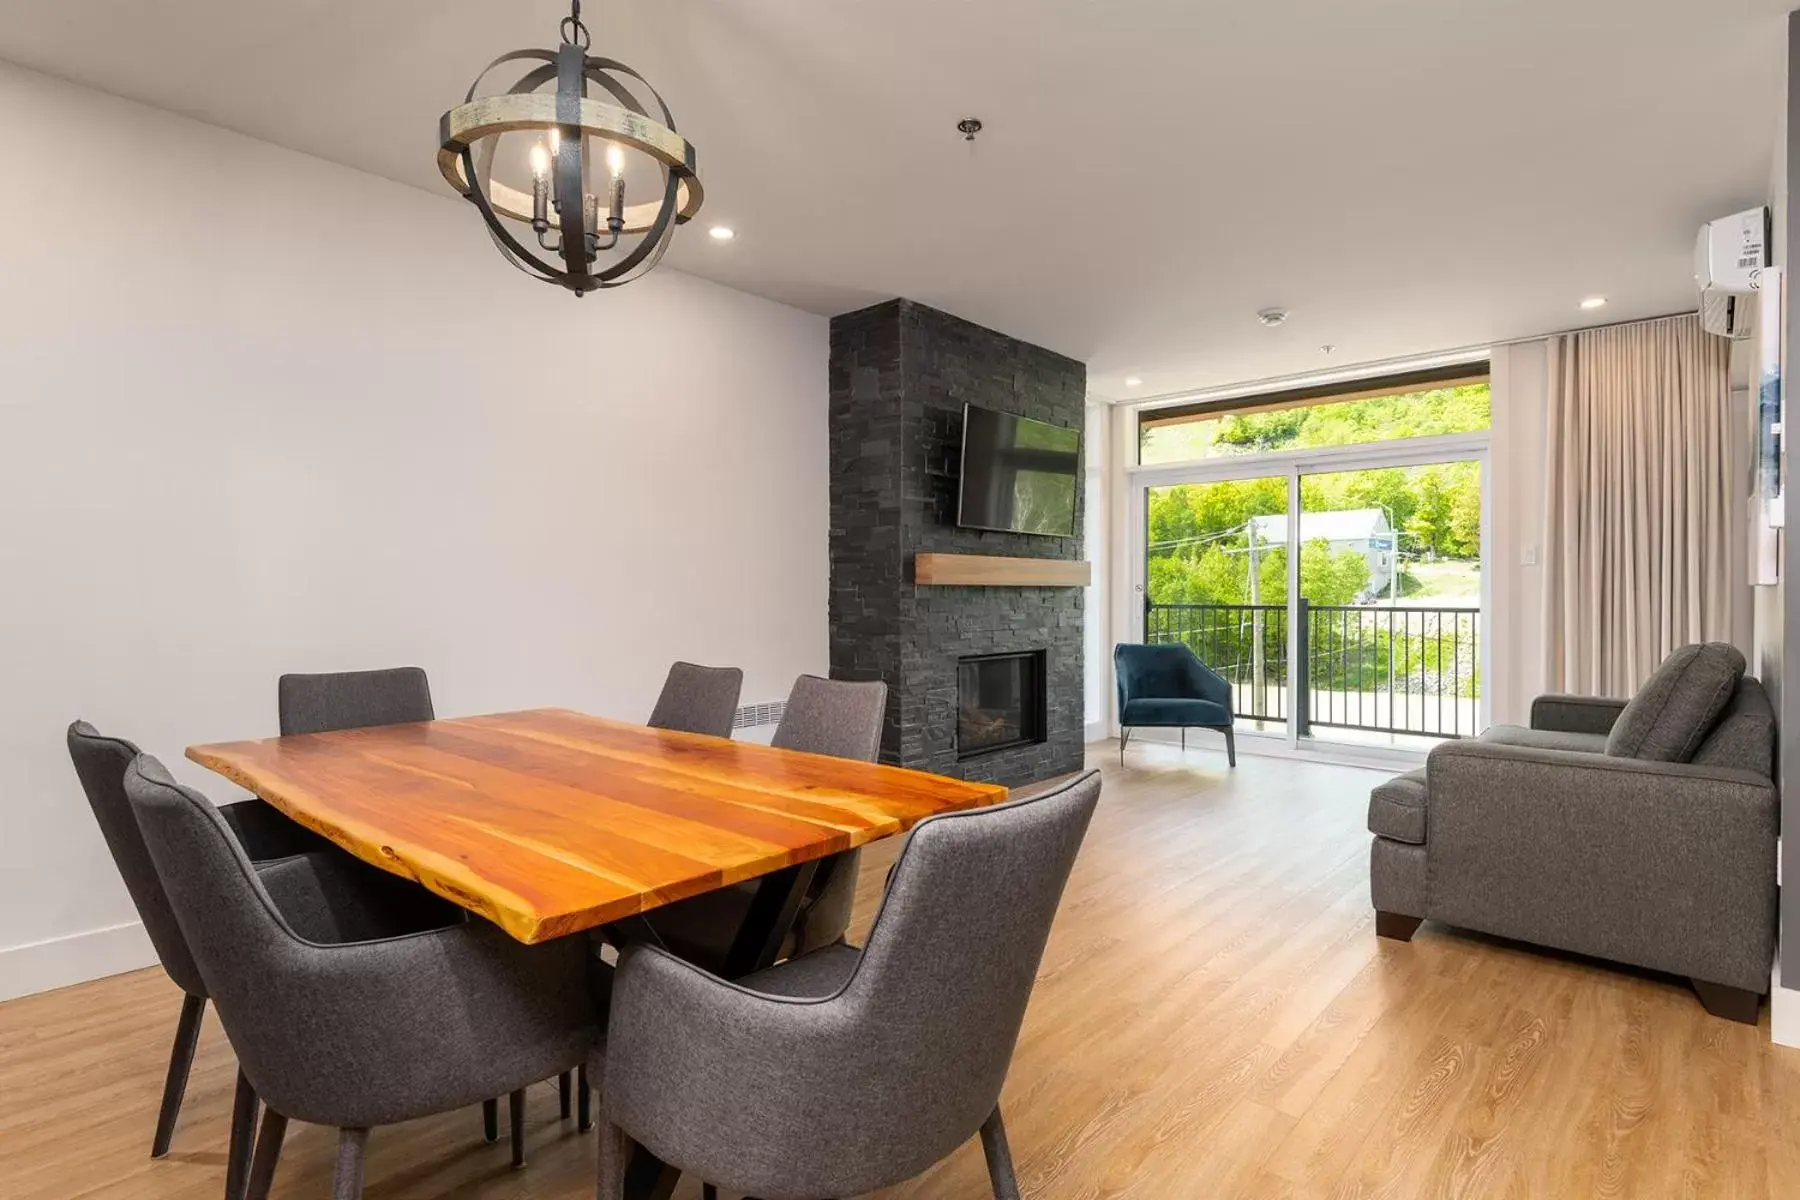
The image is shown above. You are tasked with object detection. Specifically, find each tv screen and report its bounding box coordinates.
[957,405,1081,537]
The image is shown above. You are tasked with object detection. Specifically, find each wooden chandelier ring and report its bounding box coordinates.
[437,93,703,232]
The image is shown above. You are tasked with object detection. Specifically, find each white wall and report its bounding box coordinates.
[1081,400,1111,738]
[1485,341,1547,725]
[0,64,829,1000]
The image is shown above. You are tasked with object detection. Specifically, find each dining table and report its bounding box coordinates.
[188,705,1010,1198]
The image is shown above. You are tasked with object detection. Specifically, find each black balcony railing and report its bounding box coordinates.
[1145,599,1481,739]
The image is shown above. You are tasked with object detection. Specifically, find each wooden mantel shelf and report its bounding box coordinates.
[914,553,1092,588]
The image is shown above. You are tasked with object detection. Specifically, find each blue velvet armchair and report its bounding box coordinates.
[1114,643,1236,766]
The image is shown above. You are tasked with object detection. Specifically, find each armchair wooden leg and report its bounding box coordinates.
[152,993,206,1158]
[979,1107,1022,1200]
[243,1110,288,1200]
[482,1097,499,1143]
[333,1128,369,1200]
[1692,979,1761,1024]
[226,1069,258,1200]
[509,1088,527,1169]
[1376,911,1423,941]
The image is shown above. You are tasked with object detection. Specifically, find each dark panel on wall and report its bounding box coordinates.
[828,299,1088,788]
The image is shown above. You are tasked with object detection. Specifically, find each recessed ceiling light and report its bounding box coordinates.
[1258,308,1289,327]
[1124,376,1143,388]
[709,226,736,241]
[1581,296,1608,310]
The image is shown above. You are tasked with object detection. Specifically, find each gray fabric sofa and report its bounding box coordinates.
[1368,643,1778,1023]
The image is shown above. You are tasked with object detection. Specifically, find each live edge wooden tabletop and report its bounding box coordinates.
[187,708,1008,944]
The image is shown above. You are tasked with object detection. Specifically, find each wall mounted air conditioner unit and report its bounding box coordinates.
[1696,206,1771,340]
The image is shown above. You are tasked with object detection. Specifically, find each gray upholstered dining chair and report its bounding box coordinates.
[67,722,458,1198]
[647,661,744,738]
[593,769,1101,1200]
[275,665,575,1140]
[67,722,325,1167]
[641,676,889,972]
[123,754,601,1200]
[277,666,435,736]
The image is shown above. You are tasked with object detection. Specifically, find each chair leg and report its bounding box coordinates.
[482,1097,499,1143]
[702,1188,718,1200]
[226,1070,258,1200]
[152,993,207,1158]
[510,1088,528,1169]
[1119,728,1131,765]
[1223,725,1236,767]
[979,1107,1021,1200]
[577,1063,592,1132]
[560,1070,573,1120]
[333,1128,369,1200]
[1181,727,1186,751]
[243,1110,288,1200]
[596,1118,630,1200]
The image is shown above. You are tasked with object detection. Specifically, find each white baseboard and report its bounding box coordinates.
[1084,720,1111,744]
[1772,959,1800,1048]
[0,920,156,1002]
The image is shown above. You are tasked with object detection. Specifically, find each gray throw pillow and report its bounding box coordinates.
[1605,643,1746,763]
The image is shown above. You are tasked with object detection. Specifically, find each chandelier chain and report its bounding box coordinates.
[560,0,591,49]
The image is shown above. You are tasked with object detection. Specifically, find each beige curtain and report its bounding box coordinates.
[1542,314,1736,697]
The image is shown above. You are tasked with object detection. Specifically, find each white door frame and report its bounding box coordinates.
[1126,432,1493,756]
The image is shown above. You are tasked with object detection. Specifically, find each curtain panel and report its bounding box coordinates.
[1542,314,1736,696]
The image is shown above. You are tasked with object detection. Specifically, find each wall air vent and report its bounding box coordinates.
[732,700,786,731]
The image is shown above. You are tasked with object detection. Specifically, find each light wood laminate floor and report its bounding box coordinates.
[5,743,1799,1199]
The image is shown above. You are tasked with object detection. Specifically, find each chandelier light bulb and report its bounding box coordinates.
[607,143,625,178]
[529,142,550,178]
[548,126,560,155]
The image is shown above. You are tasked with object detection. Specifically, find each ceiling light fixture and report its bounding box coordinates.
[437,0,702,295]
[1581,296,1609,310]
[1124,376,1143,388]
[1258,308,1290,328]
[709,226,736,241]
[957,118,984,142]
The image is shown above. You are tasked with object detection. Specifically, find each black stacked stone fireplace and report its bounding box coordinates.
[828,298,1086,789]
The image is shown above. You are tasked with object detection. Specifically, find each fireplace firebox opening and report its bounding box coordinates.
[957,650,1048,760]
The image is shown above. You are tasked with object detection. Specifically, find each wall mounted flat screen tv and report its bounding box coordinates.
[957,405,1081,537]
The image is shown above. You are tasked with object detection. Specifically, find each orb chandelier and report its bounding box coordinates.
[437,0,702,295]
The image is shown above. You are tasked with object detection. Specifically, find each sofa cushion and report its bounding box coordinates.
[1121,698,1231,728]
[1691,678,1775,779]
[1368,768,1427,844]
[1606,643,1746,763]
[1478,725,1609,755]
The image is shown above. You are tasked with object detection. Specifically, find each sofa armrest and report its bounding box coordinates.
[1423,741,1776,991]
[1529,694,1629,736]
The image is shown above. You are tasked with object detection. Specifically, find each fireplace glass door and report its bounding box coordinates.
[957,651,1047,759]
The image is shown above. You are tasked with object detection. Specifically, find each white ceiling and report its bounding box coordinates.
[0,0,1789,400]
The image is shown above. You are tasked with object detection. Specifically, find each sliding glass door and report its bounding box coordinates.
[1135,444,1489,752]
[1294,461,1483,745]
[1145,477,1291,734]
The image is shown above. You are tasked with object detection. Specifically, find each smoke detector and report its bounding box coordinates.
[1258,308,1290,328]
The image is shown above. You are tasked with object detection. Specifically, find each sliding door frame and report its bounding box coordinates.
[1128,431,1493,757]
